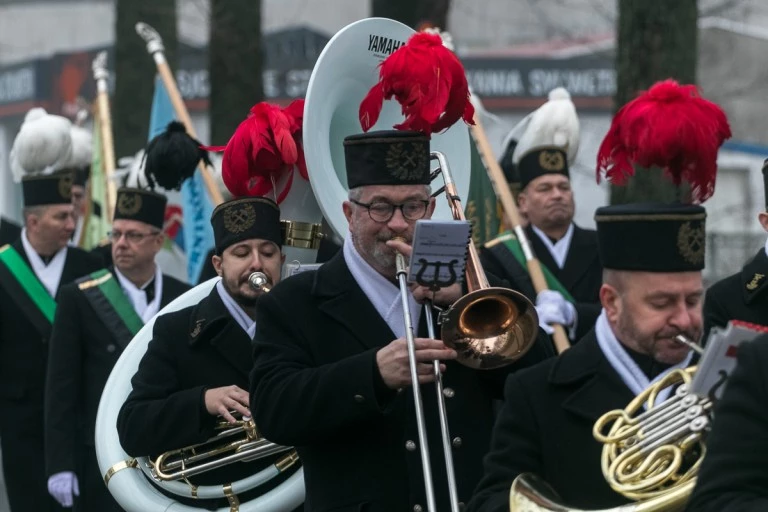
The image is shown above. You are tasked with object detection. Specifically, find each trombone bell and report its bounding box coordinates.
[440,287,539,370]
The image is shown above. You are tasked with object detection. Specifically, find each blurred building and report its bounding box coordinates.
[0,0,765,284]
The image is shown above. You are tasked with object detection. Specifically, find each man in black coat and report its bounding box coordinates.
[480,146,601,343]
[685,333,768,512]
[250,130,554,512]
[117,196,303,511]
[44,188,190,511]
[467,202,708,511]
[0,171,103,512]
[702,163,768,339]
[0,216,21,246]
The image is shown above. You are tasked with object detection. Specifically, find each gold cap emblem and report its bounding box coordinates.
[538,150,565,172]
[223,203,257,234]
[677,221,705,266]
[117,192,142,216]
[385,142,427,181]
[58,173,73,199]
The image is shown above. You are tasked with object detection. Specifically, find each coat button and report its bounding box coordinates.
[452,436,462,448]
[106,344,116,353]
[413,505,423,512]
[443,387,455,398]
[405,440,416,451]
[354,394,365,403]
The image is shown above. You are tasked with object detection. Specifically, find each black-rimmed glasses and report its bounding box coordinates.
[350,199,429,223]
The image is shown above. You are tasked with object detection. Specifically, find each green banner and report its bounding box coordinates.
[465,133,502,246]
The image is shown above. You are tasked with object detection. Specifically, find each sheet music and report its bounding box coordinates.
[407,219,471,286]
[691,321,768,400]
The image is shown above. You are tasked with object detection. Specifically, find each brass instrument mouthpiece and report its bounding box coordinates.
[674,334,704,355]
[248,272,271,292]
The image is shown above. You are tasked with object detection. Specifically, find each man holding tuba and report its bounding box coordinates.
[701,162,768,339]
[116,107,304,510]
[467,80,731,511]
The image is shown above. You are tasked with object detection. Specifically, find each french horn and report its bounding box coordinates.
[95,277,305,512]
[509,352,711,511]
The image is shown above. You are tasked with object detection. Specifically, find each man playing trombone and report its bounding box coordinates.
[116,195,301,510]
[249,129,555,512]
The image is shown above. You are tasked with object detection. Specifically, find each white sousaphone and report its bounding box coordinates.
[94,277,305,512]
[303,17,471,239]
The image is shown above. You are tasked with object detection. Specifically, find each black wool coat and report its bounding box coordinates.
[250,251,555,512]
[685,335,768,512]
[117,286,301,510]
[0,239,103,402]
[466,330,638,512]
[703,248,768,341]
[480,224,602,341]
[45,270,190,470]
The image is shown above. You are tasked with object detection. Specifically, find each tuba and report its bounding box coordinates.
[95,276,305,512]
[303,17,539,511]
[509,339,711,512]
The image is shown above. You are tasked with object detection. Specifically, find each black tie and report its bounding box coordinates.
[143,279,156,304]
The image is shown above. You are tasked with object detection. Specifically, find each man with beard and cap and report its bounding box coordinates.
[44,185,190,511]
[248,32,555,511]
[0,109,104,512]
[702,162,768,340]
[467,79,731,511]
[480,88,602,344]
[116,114,304,511]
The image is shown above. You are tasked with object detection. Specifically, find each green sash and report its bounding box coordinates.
[498,232,576,303]
[78,269,144,340]
[0,244,57,323]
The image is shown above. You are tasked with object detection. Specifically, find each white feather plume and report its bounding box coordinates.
[113,149,149,189]
[510,87,580,165]
[56,125,92,170]
[9,108,74,182]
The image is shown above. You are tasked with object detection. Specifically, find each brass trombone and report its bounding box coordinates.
[394,151,539,512]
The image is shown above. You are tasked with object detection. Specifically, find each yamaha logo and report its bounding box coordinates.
[368,34,406,58]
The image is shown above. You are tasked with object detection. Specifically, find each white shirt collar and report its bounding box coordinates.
[216,280,256,339]
[343,235,421,340]
[20,228,67,297]
[113,265,163,323]
[594,309,693,406]
[531,223,574,269]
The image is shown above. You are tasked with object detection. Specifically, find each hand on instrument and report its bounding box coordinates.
[535,290,576,328]
[411,282,462,307]
[376,337,457,390]
[204,385,251,423]
[48,471,79,507]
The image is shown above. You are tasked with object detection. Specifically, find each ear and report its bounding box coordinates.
[600,283,621,325]
[343,200,354,225]
[427,196,436,217]
[212,254,223,277]
[758,211,768,232]
[517,191,529,213]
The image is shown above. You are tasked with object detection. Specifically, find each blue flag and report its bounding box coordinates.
[149,76,216,284]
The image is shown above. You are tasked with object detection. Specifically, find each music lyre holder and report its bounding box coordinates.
[410,257,462,512]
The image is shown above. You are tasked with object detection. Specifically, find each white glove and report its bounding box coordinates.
[47,471,79,508]
[535,290,576,328]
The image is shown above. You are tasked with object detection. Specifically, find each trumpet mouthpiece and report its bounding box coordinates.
[248,272,271,292]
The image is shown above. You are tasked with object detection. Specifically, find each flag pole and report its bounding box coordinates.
[135,22,224,206]
[469,107,572,354]
[92,51,118,224]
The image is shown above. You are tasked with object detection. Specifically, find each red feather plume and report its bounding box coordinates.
[203,99,306,203]
[359,32,475,136]
[596,79,731,203]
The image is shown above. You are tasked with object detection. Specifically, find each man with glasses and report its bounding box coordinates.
[249,130,554,512]
[0,169,103,512]
[44,187,189,511]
